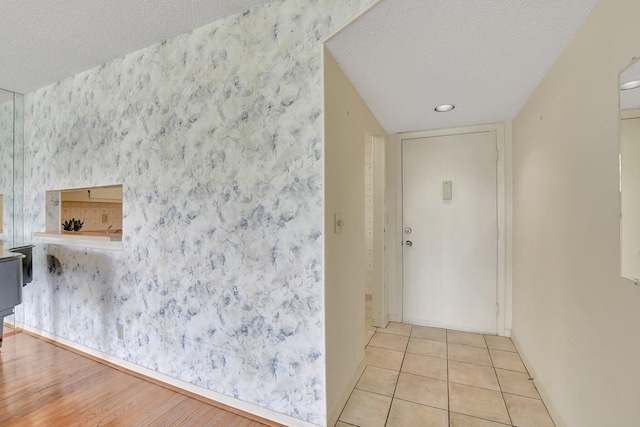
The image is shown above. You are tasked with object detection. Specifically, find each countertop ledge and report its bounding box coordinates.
[34,232,123,251]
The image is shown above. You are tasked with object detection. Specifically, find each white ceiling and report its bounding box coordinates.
[0,0,605,133]
[326,0,599,134]
[0,0,276,94]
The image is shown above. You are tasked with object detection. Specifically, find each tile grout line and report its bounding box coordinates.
[382,323,412,427]
[485,334,514,426]
[449,342,530,374]
[335,377,360,426]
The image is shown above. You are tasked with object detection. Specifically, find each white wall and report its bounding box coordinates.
[324,48,386,426]
[511,0,640,425]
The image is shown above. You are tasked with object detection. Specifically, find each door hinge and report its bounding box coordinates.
[496,303,500,314]
[496,149,500,162]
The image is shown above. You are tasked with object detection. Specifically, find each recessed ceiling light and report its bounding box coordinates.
[621,80,640,90]
[435,104,455,112]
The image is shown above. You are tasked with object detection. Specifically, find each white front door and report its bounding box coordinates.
[402,131,498,333]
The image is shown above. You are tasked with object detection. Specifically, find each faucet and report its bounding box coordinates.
[105,225,112,234]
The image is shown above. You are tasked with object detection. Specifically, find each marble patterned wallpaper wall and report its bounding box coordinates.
[23,0,373,424]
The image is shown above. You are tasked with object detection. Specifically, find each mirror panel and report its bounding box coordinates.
[0,88,25,330]
[13,94,24,245]
[620,58,640,283]
[0,89,15,243]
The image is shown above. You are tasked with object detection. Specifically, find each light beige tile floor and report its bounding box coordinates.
[338,321,556,427]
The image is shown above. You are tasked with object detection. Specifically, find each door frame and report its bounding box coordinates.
[387,123,512,336]
[370,134,388,328]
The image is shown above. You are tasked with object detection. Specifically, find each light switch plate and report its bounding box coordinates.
[443,181,452,200]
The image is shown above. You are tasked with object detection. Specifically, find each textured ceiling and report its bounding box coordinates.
[0,0,276,94]
[0,0,605,133]
[326,0,599,134]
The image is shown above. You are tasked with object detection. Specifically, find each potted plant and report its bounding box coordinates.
[62,218,84,232]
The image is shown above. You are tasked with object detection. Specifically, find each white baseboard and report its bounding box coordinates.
[510,331,566,427]
[21,324,320,427]
[327,356,366,427]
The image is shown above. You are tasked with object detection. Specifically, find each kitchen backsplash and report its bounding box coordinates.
[60,201,123,232]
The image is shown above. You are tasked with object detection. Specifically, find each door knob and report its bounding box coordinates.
[405,240,413,247]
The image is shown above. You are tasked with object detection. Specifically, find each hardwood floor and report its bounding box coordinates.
[0,331,279,426]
